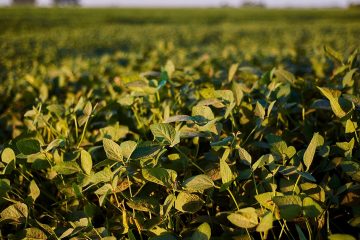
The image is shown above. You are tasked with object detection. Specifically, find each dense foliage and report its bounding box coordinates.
[0,8,360,240]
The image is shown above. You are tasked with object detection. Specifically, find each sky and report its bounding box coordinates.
[0,0,359,7]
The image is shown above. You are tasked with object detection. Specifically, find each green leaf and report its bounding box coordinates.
[53,161,81,175]
[238,147,252,166]
[340,161,360,182]
[183,174,214,192]
[256,212,273,232]
[175,192,204,213]
[273,195,302,220]
[142,167,177,188]
[128,230,137,240]
[191,222,211,240]
[297,171,316,182]
[131,141,162,160]
[303,132,324,171]
[0,179,11,197]
[28,180,40,202]
[295,224,307,240]
[318,87,346,118]
[81,150,92,175]
[211,135,234,147]
[1,148,15,164]
[16,138,41,155]
[150,234,177,240]
[103,138,123,162]
[328,234,356,240]
[120,140,137,159]
[220,149,233,184]
[150,123,179,147]
[227,207,259,229]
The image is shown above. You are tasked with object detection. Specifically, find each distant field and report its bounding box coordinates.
[1,8,360,58]
[0,7,359,240]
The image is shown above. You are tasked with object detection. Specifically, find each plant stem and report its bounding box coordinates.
[227,189,240,211]
[175,146,205,173]
[77,118,89,148]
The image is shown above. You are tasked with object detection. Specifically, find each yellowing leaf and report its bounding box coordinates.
[256,212,273,232]
[0,202,28,224]
[303,132,324,171]
[183,174,214,192]
[53,161,81,175]
[228,63,239,82]
[255,192,283,210]
[120,140,137,159]
[318,87,346,118]
[329,234,356,240]
[232,82,244,106]
[23,228,47,239]
[227,207,259,229]
[272,195,302,220]
[1,148,15,164]
[273,69,296,83]
[103,138,123,162]
[220,149,233,184]
[324,45,343,63]
[175,192,204,213]
[81,150,92,175]
[238,147,252,166]
[150,123,179,147]
[191,222,211,240]
[302,197,323,218]
[255,101,266,119]
[345,120,357,134]
[192,105,215,121]
[165,60,175,79]
[29,180,40,202]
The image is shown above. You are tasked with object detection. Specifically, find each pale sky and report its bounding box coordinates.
[0,0,359,7]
